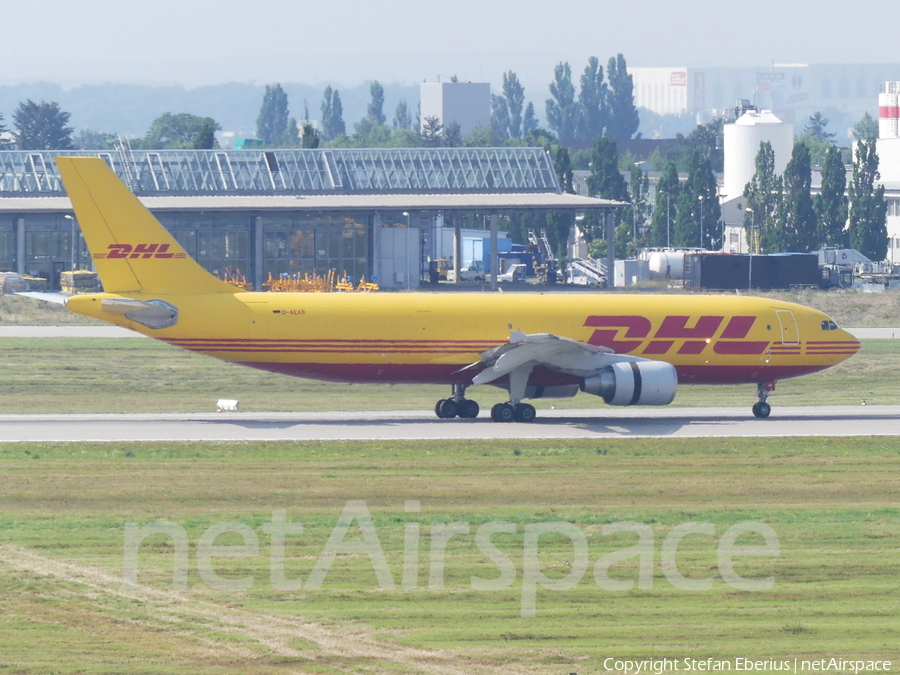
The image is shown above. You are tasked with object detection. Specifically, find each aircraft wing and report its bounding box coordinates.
[464,330,647,386]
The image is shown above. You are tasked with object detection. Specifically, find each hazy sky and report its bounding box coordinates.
[3,0,898,92]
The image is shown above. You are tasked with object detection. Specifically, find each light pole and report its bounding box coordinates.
[745,207,754,289]
[698,195,704,249]
[64,214,76,270]
[666,193,671,248]
[632,199,645,243]
[402,211,411,290]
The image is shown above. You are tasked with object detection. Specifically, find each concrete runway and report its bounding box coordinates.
[0,406,897,442]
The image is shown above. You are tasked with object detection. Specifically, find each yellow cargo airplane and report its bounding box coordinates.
[55,157,860,422]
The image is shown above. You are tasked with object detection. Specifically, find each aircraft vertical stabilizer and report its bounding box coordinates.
[55,157,236,295]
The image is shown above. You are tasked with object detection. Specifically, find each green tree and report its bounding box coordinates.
[853,112,879,141]
[257,84,290,144]
[627,163,651,245]
[139,112,220,149]
[586,136,628,201]
[555,145,574,194]
[577,56,607,141]
[546,62,579,144]
[773,141,817,251]
[192,117,219,149]
[584,136,628,246]
[804,111,835,142]
[12,99,74,150]
[73,129,116,150]
[301,122,320,148]
[673,150,718,248]
[367,81,386,126]
[284,118,300,147]
[393,100,412,130]
[522,102,538,137]
[605,54,639,140]
[797,131,833,166]
[674,118,724,172]
[649,162,680,247]
[815,144,847,247]
[848,138,888,261]
[502,71,526,139]
[490,94,510,141]
[743,141,782,253]
[320,86,345,141]
[0,113,11,149]
[444,121,462,147]
[421,116,443,147]
[549,146,576,271]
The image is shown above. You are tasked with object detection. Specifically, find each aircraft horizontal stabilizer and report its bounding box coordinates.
[101,297,178,330]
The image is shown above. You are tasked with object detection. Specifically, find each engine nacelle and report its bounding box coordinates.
[580,361,677,406]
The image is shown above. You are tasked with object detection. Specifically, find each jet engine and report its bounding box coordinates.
[580,361,677,406]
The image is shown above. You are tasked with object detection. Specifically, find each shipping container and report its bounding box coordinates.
[684,253,819,290]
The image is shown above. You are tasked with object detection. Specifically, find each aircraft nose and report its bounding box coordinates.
[840,328,862,357]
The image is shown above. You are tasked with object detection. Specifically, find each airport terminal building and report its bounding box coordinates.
[0,148,617,290]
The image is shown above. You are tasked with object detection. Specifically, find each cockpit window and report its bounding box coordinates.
[821,320,839,331]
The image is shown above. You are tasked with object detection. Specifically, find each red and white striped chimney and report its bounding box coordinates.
[879,82,900,139]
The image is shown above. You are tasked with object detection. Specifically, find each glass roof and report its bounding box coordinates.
[0,147,561,196]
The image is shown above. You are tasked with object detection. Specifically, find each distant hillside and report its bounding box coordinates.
[0,81,420,142]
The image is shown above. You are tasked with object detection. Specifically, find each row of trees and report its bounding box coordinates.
[545,55,639,145]
[744,137,887,261]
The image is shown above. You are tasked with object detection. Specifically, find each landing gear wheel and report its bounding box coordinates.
[435,399,446,418]
[752,401,771,418]
[437,398,458,419]
[458,399,480,419]
[491,402,515,422]
[514,403,536,423]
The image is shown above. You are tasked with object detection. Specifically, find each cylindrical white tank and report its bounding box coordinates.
[879,83,900,139]
[648,251,685,280]
[722,110,794,201]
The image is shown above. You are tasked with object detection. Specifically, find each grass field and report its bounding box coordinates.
[0,437,897,673]
[0,336,897,413]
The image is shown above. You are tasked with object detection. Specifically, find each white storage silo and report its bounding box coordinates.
[722,110,794,202]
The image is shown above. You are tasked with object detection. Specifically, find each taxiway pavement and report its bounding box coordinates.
[0,406,896,442]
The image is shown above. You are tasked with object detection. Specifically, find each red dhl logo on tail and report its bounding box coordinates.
[93,244,187,260]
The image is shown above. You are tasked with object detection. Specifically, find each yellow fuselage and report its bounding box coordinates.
[66,291,860,387]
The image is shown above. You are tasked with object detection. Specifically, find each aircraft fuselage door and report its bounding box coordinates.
[776,309,799,344]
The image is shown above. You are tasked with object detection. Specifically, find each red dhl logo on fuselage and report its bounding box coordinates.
[585,315,771,356]
[93,244,187,260]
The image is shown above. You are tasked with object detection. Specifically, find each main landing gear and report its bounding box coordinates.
[752,382,773,418]
[434,384,480,419]
[433,384,538,422]
[490,402,536,423]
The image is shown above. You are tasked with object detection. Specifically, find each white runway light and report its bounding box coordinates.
[216,399,240,412]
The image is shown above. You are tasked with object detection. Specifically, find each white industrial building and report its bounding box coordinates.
[630,68,690,116]
[419,81,490,137]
